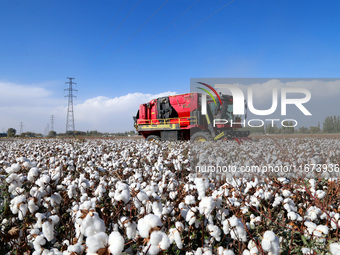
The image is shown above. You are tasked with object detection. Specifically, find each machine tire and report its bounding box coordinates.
[146,135,161,142]
[191,132,212,142]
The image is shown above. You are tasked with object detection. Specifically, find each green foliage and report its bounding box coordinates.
[48,131,57,137]
[7,128,16,137]
[323,115,340,133]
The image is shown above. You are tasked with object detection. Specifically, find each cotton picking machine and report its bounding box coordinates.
[133,83,250,141]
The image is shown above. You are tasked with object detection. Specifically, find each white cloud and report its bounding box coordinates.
[71,91,177,132]
[0,82,52,106]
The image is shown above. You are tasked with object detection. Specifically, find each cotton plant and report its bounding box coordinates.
[137,214,163,238]
[1,138,340,254]
[86,231,125,255]
[261,231,280,255]
[223,215,247,242]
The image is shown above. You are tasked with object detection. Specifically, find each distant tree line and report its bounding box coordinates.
[323,116,340,133]
[243,116,340,135]
[2,116,338,138]
[2,128,137,138]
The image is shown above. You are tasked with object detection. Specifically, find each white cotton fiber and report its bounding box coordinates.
[137,214,163,238]
[199,196,215,216]
[194,178,209,199]
[108,231,125,255]
[42,221,55,241]
[80,212,106,237]
[261,231,280,255]
[330,243,340,255]
[28,167,40,182]
[86,232,108,254]
[148,231,170,254]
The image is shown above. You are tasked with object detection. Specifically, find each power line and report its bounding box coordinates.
[92,0,141,62]
[95,0,128,46]
[115,0,202,67]
[103,0,169,65]
[65,77,77,135]
[137,0,202,52]
[129,0,236,70]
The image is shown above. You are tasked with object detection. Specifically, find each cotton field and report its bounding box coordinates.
[0,137,340,255]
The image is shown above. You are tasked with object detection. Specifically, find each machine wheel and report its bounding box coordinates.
[146,135,161,142]
[191,132,212,142]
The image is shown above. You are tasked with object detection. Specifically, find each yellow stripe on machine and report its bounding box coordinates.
[205,115,210,125]
[138,124,177,129]
[214,132,224,140]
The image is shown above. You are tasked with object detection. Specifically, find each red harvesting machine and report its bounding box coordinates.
[133,92,250,141]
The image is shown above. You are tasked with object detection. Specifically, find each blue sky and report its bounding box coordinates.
[0,0,340,133]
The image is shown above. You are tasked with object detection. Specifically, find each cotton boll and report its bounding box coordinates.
[120,217,137,240]
[80,212,106,237]
[41,175,51,184]
[86,232,108,254]
[305,206,322,221]
[261,231,280,255]
[108,231,125,255]
[35,212,46,228]
[186,207,199,226]
[115,181,131,204]
[287,211,298,221]
[42,221,54,242]
[67,243,84,253]
[282,190,291,198]
[313,225,329,237]
[148,231,170,254]
[249,247,259,255]
[218,247,236,255]
[28,198,39,213]
[272,196,283,207]
[169,191,177,200]
[195,248,203,255]
[8,163,20,173]
[331,213,340,230]
[207,224,221,241]
[137,191,149,204]
[94,184,106,198]
[194,178,209,200]
[199,197,215,216]
[10,195,28,220]
[223,216,247,242]
[50,215,60,224]
[301,248,313,255]
[33,235,46,250]
[304,221,317,235]
[28,167,40,182]
[137,214,163,238]
[329,243,340,255]
[316,190,326,199]
[169,228,183,249]
[152,201,163,218]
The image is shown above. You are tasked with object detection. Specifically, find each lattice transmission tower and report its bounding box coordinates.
[50,115,54,131]
[19,122,24,135]
[65,77,77,135]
